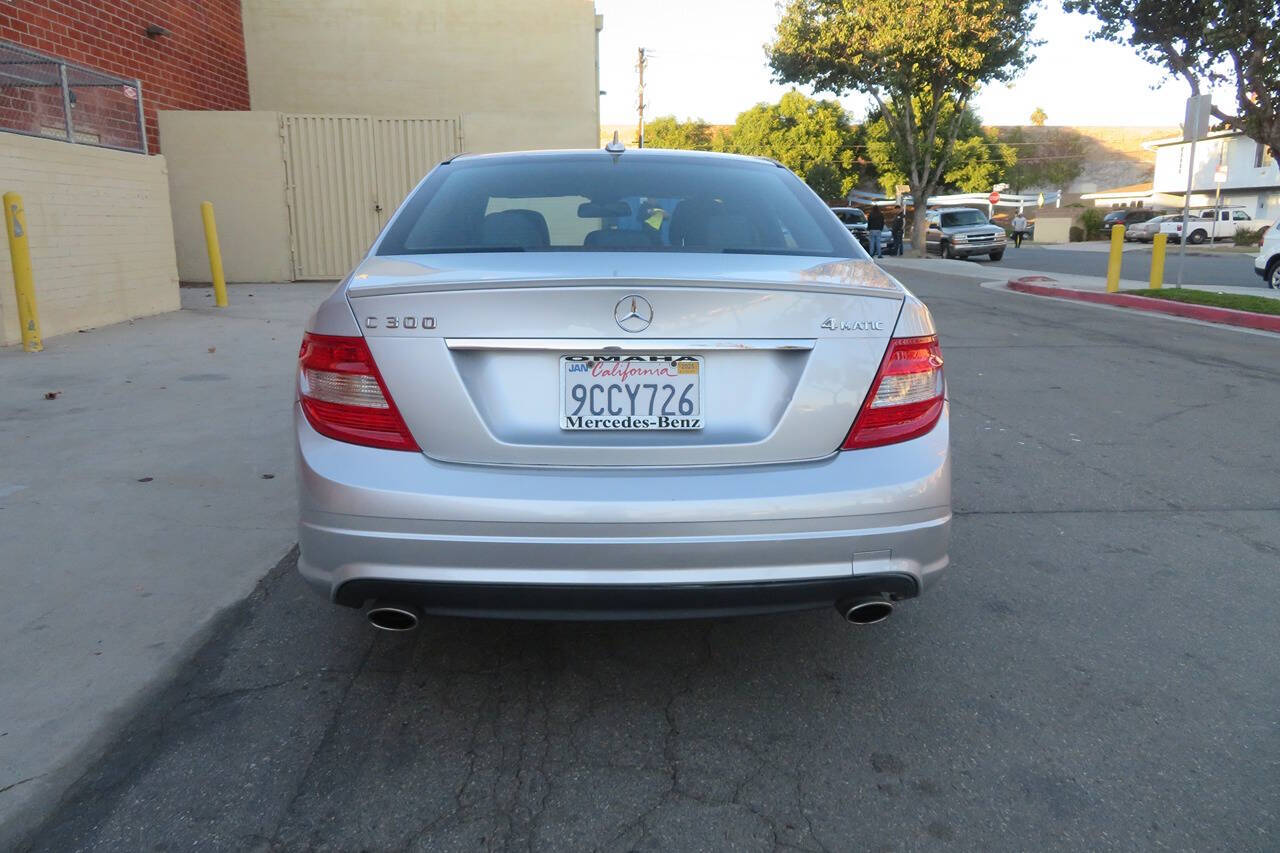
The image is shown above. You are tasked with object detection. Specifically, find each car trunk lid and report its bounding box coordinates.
[349,253,905,466]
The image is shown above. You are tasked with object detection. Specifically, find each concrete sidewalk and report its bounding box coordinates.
[1036,241,1150,253]
[1038,240,1260,257]
[0,282,332,845]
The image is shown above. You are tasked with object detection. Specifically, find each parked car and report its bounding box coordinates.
[830,206,892,253]
[1102,208,1158,232]
[924,207,1007,260]
[295,148,951,629]
[1125,213,1178,243]
[1256,218,1280,289]
[1159,207,1256,244]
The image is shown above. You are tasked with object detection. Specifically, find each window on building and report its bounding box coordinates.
[1257,142,1275,169]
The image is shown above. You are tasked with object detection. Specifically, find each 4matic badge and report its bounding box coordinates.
[821,318,885,331]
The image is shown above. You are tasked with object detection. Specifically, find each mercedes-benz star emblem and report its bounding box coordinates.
[614,294,653,333]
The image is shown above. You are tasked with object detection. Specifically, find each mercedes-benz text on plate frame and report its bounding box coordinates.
[294,147,951,628]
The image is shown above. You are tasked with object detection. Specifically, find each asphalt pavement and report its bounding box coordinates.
[0,283,331,847]
[946,243,1264,289]
[19,272,1280,852]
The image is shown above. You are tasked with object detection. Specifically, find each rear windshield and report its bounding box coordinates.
[939,210,989,228]
[377,155,862,257]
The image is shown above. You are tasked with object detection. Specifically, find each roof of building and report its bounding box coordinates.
[1144,129,1248,149]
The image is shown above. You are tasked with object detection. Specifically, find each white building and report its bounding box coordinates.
[1082,131,1280,224]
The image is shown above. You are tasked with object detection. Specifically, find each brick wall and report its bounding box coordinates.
[0,0,250,153]
[0,132,179,345]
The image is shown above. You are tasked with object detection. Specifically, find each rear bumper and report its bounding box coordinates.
[336,575,920,620]
[295,405,951,618]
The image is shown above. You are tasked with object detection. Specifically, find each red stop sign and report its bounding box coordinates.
[988,191,1001,204]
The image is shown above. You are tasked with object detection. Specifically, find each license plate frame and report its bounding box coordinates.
[559,354,704,431]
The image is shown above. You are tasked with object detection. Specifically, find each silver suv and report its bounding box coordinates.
[925,207,1007,260]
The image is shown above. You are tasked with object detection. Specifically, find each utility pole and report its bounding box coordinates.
[636,47,647,148]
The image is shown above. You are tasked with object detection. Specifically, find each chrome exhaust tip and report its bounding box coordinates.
[837,595,894,625]
[366,602,421,632]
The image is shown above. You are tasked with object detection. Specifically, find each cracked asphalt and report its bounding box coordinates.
[22,270,1280,852]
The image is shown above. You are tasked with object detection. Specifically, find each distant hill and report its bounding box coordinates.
[987,125,1176,194]
[600,123,1177,195]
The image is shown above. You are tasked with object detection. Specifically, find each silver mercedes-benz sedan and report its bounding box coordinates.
[295,147,950,630]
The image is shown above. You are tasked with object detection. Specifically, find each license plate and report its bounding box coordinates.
[560,355,703,430]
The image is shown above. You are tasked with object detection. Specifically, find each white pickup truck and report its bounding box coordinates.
[1159,207,1257,244]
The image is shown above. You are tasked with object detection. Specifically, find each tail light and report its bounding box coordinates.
[842,335,944,450]
[297,332,419,451]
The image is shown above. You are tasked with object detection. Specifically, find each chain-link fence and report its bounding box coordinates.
[0,39,147,154]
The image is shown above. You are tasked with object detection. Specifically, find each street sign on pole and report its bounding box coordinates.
[988,191,1000,205]
[1183,94,1212,142]
[1177,94,1213,288]
[1211,165,1227,240]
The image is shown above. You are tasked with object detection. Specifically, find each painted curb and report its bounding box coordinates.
[1006,277,1280,333]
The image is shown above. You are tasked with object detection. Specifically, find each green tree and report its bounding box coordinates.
[716,91,859,199]
[864,103,1016,194]
[769,0,1039,255]
[1064,0,1278,157]
[1030,107,1048,126]
[642,116,713,151]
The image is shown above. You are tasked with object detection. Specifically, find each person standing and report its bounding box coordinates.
[890,210,905,256]
[867,205,885,258]
[1011,211,1029,248]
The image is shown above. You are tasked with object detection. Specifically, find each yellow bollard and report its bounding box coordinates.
[1105,223,1125,293]
[200,201,228,308]
[1149,233,1167,290]
[3,191,43,352]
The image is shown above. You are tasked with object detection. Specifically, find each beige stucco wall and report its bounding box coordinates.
[241,0,601,152]
[0,133,179,346]
[158,111,293,283]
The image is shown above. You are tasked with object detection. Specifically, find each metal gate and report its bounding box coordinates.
[281,114,463,279]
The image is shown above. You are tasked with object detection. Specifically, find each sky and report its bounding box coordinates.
[594,0,1217,129]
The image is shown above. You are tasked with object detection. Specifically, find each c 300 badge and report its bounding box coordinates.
[365,316,436,330]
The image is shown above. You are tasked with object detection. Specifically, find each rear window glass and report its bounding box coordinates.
[377,155,862,258]
[939,210,989,228]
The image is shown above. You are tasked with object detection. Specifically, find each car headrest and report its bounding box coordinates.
[480,209,550,248]
[705,214,754,249]
[669,197,726,248]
